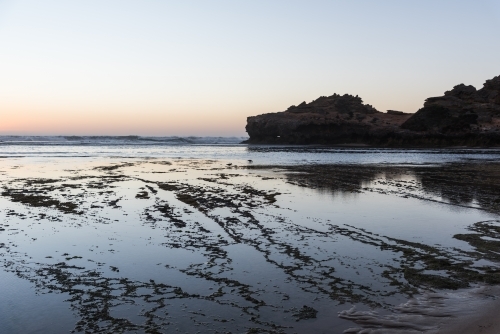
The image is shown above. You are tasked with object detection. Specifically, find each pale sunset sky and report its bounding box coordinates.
[1,1,499,136]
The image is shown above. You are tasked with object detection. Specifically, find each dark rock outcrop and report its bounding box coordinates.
[245,94,410,145]
[402,77,500,133]
[387,110,408,115]
[245,75,500,146]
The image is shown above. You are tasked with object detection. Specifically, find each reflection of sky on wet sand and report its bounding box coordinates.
[0,158,499,333]
[279,184,494,248]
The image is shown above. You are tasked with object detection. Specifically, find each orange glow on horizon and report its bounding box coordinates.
[1,102,251,136]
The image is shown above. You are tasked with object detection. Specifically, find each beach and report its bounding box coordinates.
[1,145,500,333]
[438,289,500,334]
[3,1,500,332]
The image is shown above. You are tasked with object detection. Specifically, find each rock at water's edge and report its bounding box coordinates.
[245,75,500,147]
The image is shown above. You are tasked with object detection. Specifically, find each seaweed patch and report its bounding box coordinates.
[1,159,500,333]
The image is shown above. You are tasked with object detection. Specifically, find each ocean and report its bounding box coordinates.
[0,137,499,333]
[1,135,500,163]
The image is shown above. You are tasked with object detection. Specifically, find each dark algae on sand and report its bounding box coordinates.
[1,158,500,333]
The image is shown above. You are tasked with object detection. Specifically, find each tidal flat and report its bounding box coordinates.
[1,157,500,333]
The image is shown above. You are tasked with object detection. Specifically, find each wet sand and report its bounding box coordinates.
[440,310,500,334]
[436,286,500,334]
[0,158,499,333]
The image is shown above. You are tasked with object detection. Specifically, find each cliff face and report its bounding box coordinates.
[245,75,500,146]
[245,94,412,145]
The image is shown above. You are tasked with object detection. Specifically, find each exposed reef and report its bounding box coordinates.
[245,75,500,146]
[2,158,500,333]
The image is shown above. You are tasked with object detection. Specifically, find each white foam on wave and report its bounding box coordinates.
[0,136,248,145]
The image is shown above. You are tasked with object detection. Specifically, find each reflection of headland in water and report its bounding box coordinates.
[251,162,500,216]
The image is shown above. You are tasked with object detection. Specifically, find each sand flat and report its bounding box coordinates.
[0,157,499,333]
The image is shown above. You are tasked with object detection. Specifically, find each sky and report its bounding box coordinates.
[1,1,499,136]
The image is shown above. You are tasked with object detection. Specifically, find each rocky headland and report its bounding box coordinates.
[245,75,500,146]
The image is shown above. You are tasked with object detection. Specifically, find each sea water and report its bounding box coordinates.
[1,135,500,164]
[0,137,499,333]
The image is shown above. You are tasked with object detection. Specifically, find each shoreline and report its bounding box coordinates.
[1,157,499,333]
[436,286,500,334]
[243,141,500,148]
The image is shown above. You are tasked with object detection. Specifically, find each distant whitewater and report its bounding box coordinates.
[0,135,248,146]
[1,135,500,163]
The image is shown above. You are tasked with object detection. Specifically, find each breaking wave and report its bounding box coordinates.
[0,136,248,146]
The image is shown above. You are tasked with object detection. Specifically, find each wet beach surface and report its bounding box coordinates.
[1,157,500,333]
